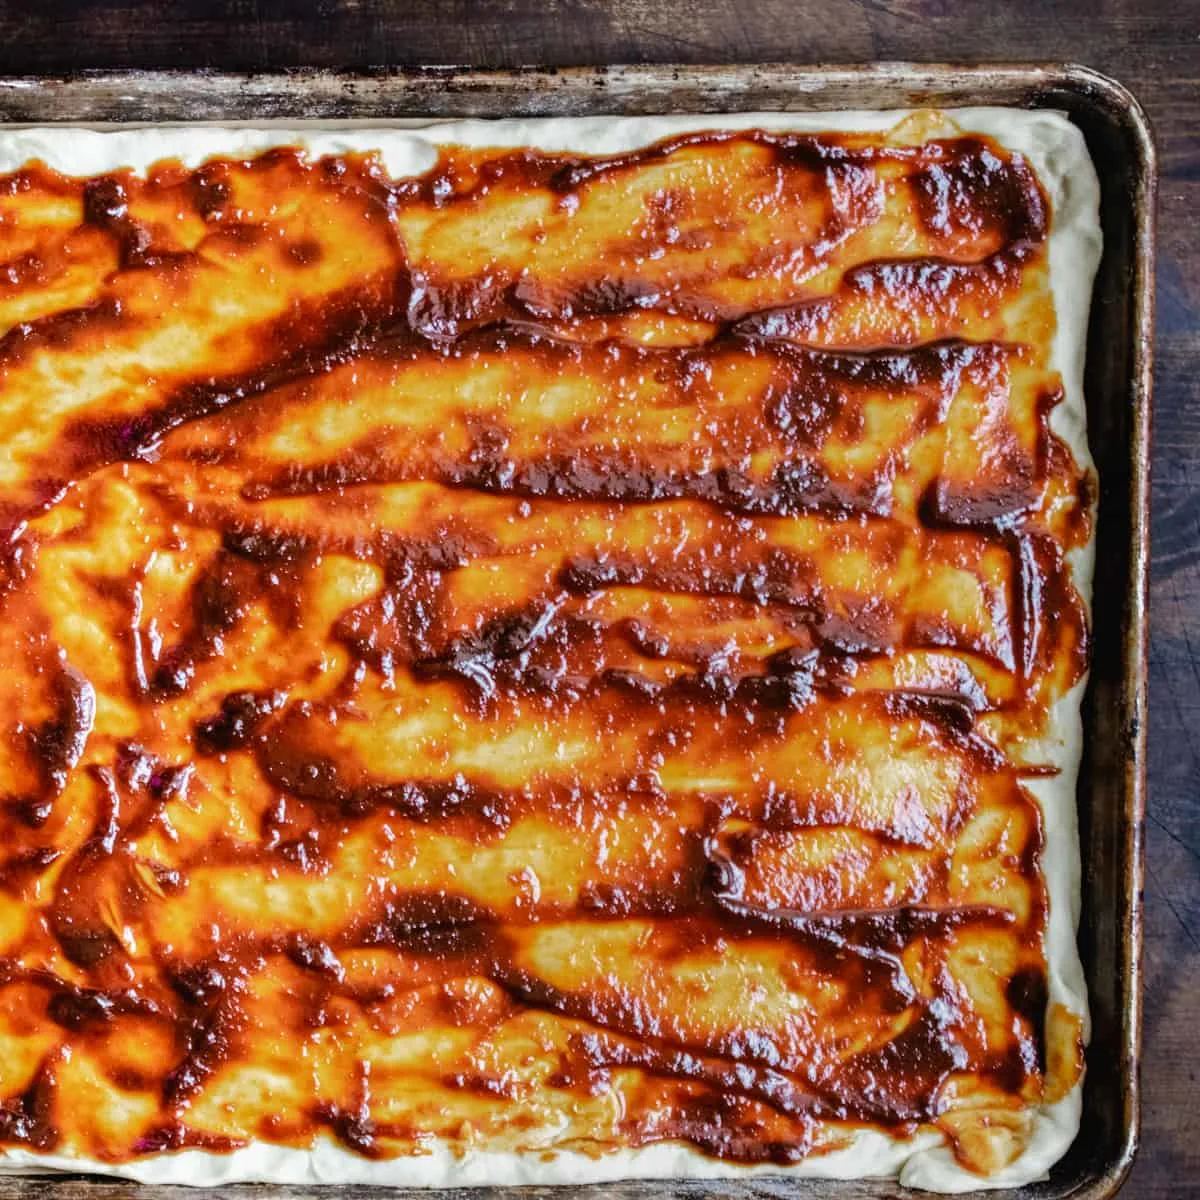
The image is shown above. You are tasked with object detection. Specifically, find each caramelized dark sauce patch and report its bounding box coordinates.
[0,127,1089,1174]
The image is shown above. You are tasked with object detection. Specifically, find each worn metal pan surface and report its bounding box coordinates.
[0,63,1153,1200]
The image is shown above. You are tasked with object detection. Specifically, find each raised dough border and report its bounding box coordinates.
[0,108,1101,1193]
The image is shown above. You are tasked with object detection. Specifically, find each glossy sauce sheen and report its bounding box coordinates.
[0,126,1090,1174]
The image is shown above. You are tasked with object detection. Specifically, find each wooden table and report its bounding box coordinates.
[0,2,1194,1195]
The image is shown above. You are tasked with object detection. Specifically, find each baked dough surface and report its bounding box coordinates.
[0,109,1099,1191]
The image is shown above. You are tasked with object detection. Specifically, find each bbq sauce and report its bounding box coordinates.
[0,127,1088,1172]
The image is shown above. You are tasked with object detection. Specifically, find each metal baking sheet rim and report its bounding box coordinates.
[0,63,1153,1200]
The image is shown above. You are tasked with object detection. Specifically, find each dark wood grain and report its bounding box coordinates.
[0,3,1191,1197]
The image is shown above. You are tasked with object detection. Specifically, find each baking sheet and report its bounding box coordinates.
[0,63,1153,1200]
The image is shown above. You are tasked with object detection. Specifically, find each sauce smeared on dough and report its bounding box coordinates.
[0,129,1088,1172]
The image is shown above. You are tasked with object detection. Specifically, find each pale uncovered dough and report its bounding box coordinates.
[0,108,1101,1192]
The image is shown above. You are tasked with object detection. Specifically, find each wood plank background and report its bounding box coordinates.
[0,1,1194,1195]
